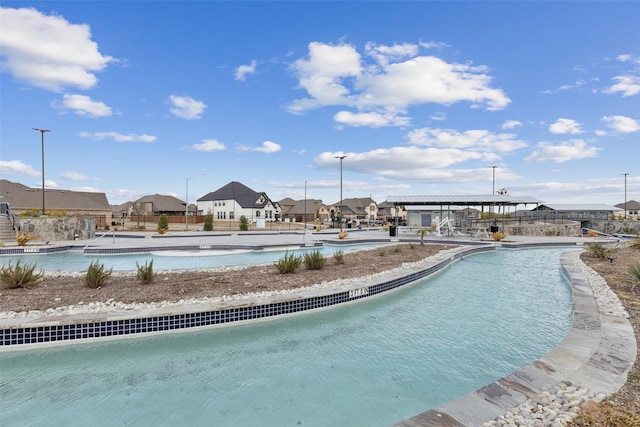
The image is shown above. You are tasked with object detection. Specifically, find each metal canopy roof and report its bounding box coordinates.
[385,195,544,206]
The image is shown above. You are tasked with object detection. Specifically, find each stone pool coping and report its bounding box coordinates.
[1,239,636,427]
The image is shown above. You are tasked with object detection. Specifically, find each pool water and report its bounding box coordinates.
[0,248,576,426]
[0,243,385,272]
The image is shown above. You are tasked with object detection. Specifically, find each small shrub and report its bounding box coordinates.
[15,232,38,246]
[587,230,599,237]
[274,251,302,274]
[416,228,429,245]
[203,214,213,231]
[338,231,348,239]
[0,260,44,289]
[239,215,249,231]
[136,260,154,284]
[378,249,386,256]
[85,260,112,288]
[157,214,169,234]
[303,250,326,270]
[409,243,416,249]
[628,263,640,291]
[629,237,640,249]
[587,242,615,260]
[393,246,402,253]
[333,250,345,264]
[491,231,507,241]
[17,208,42,217]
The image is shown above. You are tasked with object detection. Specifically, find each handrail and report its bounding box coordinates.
[0,202,20,232]
[84,229,116,250]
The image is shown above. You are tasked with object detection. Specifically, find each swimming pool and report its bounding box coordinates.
[0,242,387,272]
[0,247,576,426]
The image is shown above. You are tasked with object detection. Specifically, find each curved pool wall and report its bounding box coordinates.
[0,245,493,347]
[0,239,636,427]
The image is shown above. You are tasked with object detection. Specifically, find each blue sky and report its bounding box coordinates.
[1,1,639,208]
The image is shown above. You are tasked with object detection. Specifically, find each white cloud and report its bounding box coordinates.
[333,111,410,127]
[602,115,640,133]
[168,95,207,119]
[549,118,584,134]
[56,94,112,117]
[429,112,447,121]
[407,128,527,152]
[603,75,640,97]
[234,60,257,81]
[61,171,88,181]
[0,160,39,176]
[0,7,115,92]
[314,147,501,182]
[287,41,510,124]
[501,120,522,130]
[190,139,226,152]
[79,131,156,142]
[525,139,600,163]
[253,141,282,153]
[419,41,450,50]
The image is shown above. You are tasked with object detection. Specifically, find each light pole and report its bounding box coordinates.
[492,165,497,195]
[622,173,629,220]
[334,155,346,231]
[185,173,204,230]
[33,128,51,216]
[304,180,307,232]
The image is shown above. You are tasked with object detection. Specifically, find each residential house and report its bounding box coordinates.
[197,181,280,223]
[328,197,379,225]
[0,179,112,226]
[278,198,327,224]
[614,200,640,219]
[376,201,406,224]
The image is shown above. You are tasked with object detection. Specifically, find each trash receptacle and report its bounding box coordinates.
[490,225,499,233]
[389,226,397,236]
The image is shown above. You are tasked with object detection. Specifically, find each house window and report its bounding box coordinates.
[255,211,261,217]
[229,211,234,220]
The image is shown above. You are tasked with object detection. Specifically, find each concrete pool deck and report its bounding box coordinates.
[0,229,636,426]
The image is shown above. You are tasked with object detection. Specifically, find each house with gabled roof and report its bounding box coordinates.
[615,200,640,219]
[329,197,379,224]
[130,194,187,216]
[0,179,111,221]
[197,181,280,222]
[278,197,328,224]
[524,203,622,220]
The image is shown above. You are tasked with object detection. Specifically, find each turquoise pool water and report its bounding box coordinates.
[0,243,386,271]
[0,248,576,426]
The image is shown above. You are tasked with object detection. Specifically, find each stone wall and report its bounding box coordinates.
[584,220,640,235]
[16,217,95,242]
[502,221,582,237]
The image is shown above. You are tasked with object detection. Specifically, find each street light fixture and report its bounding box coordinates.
[33,128,51,216]
[334,155,346,231]
[622,173,629,220]
[186,173,204,230]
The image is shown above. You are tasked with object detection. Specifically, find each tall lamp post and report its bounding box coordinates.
[33,128,51,216]
[334,155,346,231]
[185,173,204,230]
[622,173,629,220]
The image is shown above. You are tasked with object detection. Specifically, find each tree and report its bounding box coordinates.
[239,215,249,231]
[203,214,213,231]
[157,214,169,234]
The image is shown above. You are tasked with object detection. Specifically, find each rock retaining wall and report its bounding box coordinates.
[15,217,95,242]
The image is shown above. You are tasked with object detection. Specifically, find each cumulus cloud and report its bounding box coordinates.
[237,141,282,153]
[234,60,257,81]
[61,171,88,181]
[0,7,115,92]
[549,118,584,134]
[525,139,600,163]
[0,160,39,176]
[287,41,510,125]
[602,115,640,133]
[333,110,410,127]
[79,131,156,142]
[168,95,207,119]
[190,139,226,152]
[55,94,112,117]
[501,120,522,129]
[603,75,640,97]
[406,128,527,152]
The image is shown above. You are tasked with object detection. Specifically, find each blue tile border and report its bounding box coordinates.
[0,246,492,347]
